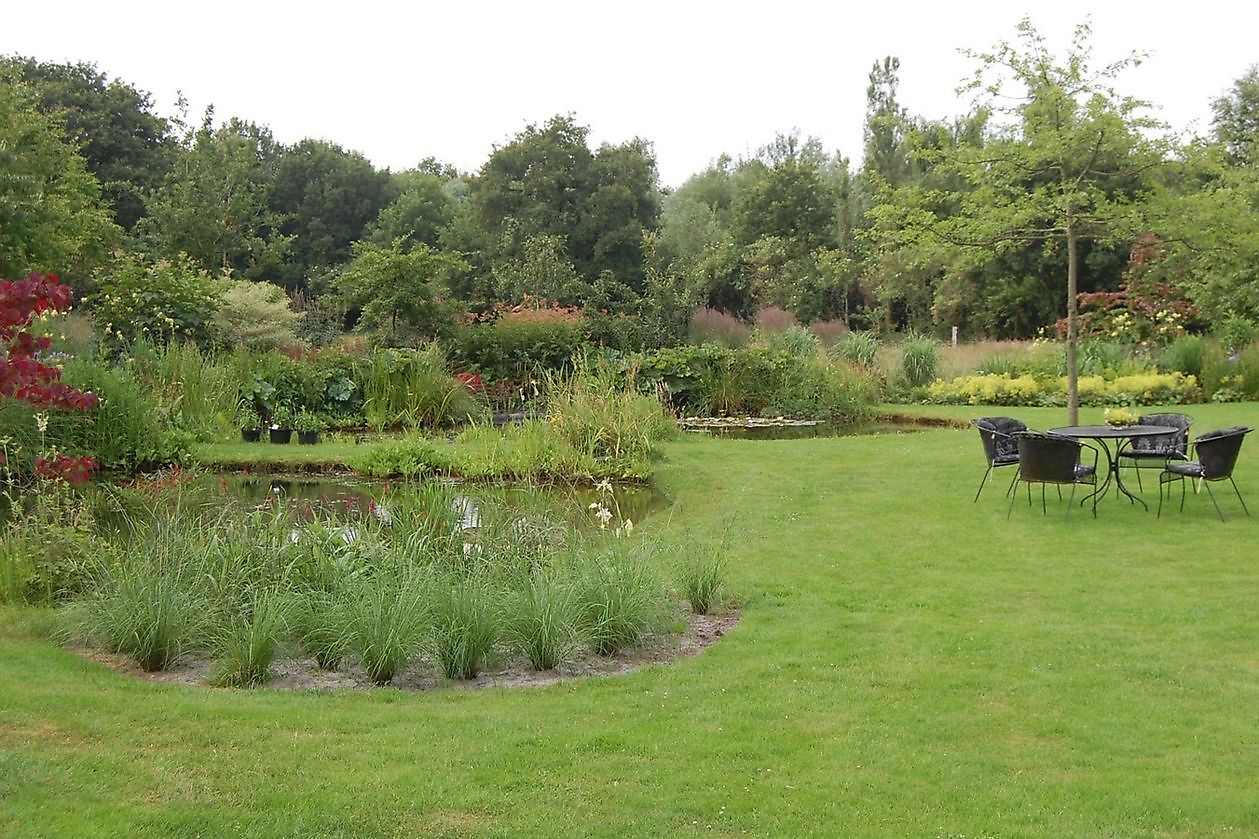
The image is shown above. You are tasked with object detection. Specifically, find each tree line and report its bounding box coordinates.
[3,19,1259,353]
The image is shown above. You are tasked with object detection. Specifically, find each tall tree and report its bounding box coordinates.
[469,115,660,296]
[0,77,118,282]
[139,115,290,280]
[269,139,395,290]
[872,18,1168,423]
[1,57,176,230]
[1211,64,1259,168]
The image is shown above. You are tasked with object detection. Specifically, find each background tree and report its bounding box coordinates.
[1,56,176,230]
[268,139,395,291]
[139,114,290,280]
[0,77,118,283]
[1211,64,1259,168]
[468,115,660,300]
[871,19,1168,423]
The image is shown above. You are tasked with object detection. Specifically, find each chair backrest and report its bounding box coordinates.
[1131,412,1192,455]
[1193,426,1252,480]
[1016,432,1082,483]
[975,416,1027,464]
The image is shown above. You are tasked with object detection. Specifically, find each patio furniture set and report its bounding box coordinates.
[973,414,1252,521]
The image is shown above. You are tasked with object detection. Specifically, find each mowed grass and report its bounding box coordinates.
[3,403,1259,835]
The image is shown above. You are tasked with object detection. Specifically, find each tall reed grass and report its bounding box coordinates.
[362,345,478,430]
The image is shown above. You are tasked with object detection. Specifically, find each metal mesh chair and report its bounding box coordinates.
[972,417,1026,502]
[1157,425,1252,521]
[1008,432,1098,520]
[1117,412,1191,491]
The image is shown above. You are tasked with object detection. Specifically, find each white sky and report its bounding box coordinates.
[3,1,1255,187]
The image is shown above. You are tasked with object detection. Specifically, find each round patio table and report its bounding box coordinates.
[1048,424,1173,510]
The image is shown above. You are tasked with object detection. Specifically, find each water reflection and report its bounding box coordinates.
[205,474,671,531]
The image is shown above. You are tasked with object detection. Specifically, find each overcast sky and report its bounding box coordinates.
[4,1,1255,187]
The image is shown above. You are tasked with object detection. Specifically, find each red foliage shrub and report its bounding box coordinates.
[1,273,100,482]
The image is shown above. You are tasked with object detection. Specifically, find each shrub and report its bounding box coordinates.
[1234,342,1259,399]
[448,305,589,381]
[213,280,303,351]
[89,252,221,351]
[1156,334,1207,380]
[688,307,749,347]
[925,372,1201,406]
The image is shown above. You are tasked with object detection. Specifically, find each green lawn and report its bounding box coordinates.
[3,403,1258,836]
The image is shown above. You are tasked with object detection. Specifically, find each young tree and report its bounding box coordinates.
[873,18,1168,423]
[333,239,466,345]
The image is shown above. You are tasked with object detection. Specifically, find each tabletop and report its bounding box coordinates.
[1048,424,1172,439]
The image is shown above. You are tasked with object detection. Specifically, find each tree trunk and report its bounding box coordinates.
[1066,219,1080,426]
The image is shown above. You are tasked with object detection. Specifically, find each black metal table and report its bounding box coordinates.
[1048,425,1173,510]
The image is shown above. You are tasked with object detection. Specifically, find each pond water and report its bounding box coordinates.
[205,473,672,531]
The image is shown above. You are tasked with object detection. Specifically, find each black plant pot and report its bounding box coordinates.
[269,428,293,444]
[241,427,262,442]
[297,430,320,446]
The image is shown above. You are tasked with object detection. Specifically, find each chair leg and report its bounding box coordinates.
[1007,480,1019,520]
[1041,484,1048,515]
[1229,476,1250,517]
[1005,471,1019,498]
[1204,482,1226,522]
[974,465,993,503]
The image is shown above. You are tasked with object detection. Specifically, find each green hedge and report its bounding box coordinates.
[924,372,1203,407]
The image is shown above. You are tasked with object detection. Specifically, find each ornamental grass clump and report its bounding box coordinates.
[345,572,429,686]
[362,344,477,430]
[545,358,675,477]
[502,572,577,671]
[573,549,665,656]
[85,571,201,672]
[428,575,501,680]
[899,333,939,389]
[679,551,727,616]
[287,588,352,670]
[209,589,288,687]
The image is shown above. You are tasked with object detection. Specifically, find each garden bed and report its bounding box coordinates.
[76,610,739,692]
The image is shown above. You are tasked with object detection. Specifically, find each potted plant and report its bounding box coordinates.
[269,405,295,444]
[238,404,263,442]
[295,409,325,446]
